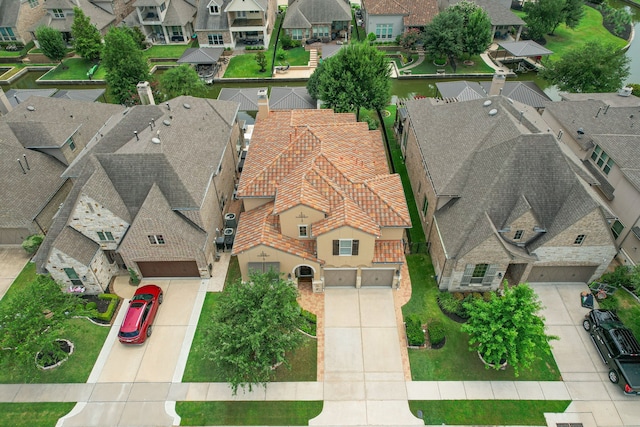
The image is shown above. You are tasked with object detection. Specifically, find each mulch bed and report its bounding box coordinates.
[436,299,469,324]
[81,294,110,314]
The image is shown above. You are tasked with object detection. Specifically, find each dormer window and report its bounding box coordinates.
[52,8,64,18]
[159,2,166,12]
[208,1,220,14]
[513,230,524,240]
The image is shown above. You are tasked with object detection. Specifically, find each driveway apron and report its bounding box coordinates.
[0,247,30,301]
[310,288,422,426]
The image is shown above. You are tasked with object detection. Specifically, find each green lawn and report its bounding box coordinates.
[0,50,22,57]
[604,288,640,339]
[398,54,494,75]
[276,46,310,66]
[223,52,273,78]
[403,254,562,381]
[176,401,323,426]
[39,58,107,81]
[0,263,110,383]
[142,44,190,59]
[0,403,75,427]
[409,400,571,425]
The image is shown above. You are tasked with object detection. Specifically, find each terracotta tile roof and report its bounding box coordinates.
[363,0,438,26]
[232,201,320,262]
[373,240,405,264]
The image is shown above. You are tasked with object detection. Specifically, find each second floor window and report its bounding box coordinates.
[52,8,64,18]
[611,220,624,239]
[28,0,39,8]
[591,145,614,175]
[333,239,359,256]
[514,230,524,240]
[148,235,165,245]
[97,231,115,241]
[67,136,76,151]
[574,234,586,245]
[299,225,308,238]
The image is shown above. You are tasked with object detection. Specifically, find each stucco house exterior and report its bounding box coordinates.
[398,95,617,291]
[194,0,277,48]
[0,0,46,45]
[233,93,411,291]
[282,0,352,43]
[0,93,124,245]
[542,92,640,267]
[30,96,241,294]
[361,0,438,42]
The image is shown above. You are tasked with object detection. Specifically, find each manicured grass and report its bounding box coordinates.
[276,46,310,66]
[39,58,107,81]
[605,289,640,339]
[409,400,571,425]
[176,401,323,426]
[399,54,494,75]
[0,402,76,427]
[223,52,273,78]
[142,44,190,59]
[403,254,562,381]
[0,50,22,57]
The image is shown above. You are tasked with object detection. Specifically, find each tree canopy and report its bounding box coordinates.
[451,0,492,58]
[102,27,149,104]
[159,64,205,100]
[423,8,463,61]
[539,40,630,93]
[71,7,102,61]
[35,26,67,63]
[200,271,303,394]
[255,51,267,73]
[524,0,584,39]
[306,42,390,120]
[461,284,557,376]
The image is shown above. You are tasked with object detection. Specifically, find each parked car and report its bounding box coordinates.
[305,37,321,45]
[583,309,640,394]
[118,284,163,344]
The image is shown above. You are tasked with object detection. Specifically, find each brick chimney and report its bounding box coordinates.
[489,71,507,96]
[137,81,155,105]
[256,88,269,121]
[0,87,12,115]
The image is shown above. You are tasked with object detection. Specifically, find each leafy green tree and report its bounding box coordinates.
[35,26,67,63]
[367,32,377,44]
[0,275,90,377]
[159,64,205,100]
[71,7,102,61]
[451,1,492,58]
[255,51,267,72]
[397,28,422,50]
[562,0,585,29]
[123,26,147,50]
[21,234,44,255]
[524,0,566,39]
[461,284,557,376]
[306,60,324,100]
[423,9,463,62]
[306,42,390,120]
[540,40,630,93]
[102,27,149,104]
[200,270,303,394]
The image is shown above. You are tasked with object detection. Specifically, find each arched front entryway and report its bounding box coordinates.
[293,264,315,285]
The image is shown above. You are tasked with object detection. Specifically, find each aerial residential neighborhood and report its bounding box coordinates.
[1,0,640,426]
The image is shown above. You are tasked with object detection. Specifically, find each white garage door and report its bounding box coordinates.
[527,265,597,283]
[324,269,357,287]
[361,269,394,287]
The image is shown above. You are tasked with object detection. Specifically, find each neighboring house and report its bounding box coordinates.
[269,87,316,110]
[4,88,106,107]
[439,0,524,41]
[32,0,127,42]
[0,94,124,245]
[398,95,616,290]
[436,79,551,110]
[542,93,640,266]
[218,87,267,111]
[282,0,351,43]
[362,0,438,41]
[0,0,46,45]
[194,0,277,48]
[133,0,197,44]
[233,93,411,291]
[32,96,241,294]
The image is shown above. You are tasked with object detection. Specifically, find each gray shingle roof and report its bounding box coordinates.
[445,0,525,26]
[269,87,315,110]
[498,40,553,57]
[36,0,116,32]
[436,81,485,101]
[196,0,231,30]
[0,0,20,27]
[218,87,266,111]
[437,81,551,109]
[162,0,197,26]
[177,47,223,64]
[283,0,351,29]
[5,89,58,107]
[53,89,106,102]
[54,226,99,265]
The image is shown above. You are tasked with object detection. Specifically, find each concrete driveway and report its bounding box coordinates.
[0,246,30,300]
[531,283,640,427]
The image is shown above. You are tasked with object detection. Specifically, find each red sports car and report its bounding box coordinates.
[118,284,163,344]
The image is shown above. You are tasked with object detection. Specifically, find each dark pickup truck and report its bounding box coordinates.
[583,309,640,395]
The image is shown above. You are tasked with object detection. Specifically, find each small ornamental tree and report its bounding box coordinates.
[71,7,102,61]
[255,50,267,72]
[397,28,422,50]
[461,283,557,376]
[200,270,303,394]
[21,234,44,255]
[35,26,67,64]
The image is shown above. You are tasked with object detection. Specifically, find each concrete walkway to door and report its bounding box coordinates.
[309,288,422,426]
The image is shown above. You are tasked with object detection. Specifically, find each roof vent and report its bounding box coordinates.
[483,100,492,107]
[26,105,35,111]
[183,103,191,109]
[163,119,171,126]
[151,137,161,144]
[488,108,498,116]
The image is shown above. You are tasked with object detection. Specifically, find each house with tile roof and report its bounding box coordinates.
[0,0,46,45]
[398,95,616,290]
[233,96,411,291]
[194,0,277,49]
[132,0,197,44]
[361,0,438,41]
[282,0,352,44]
[542,93,640,266]
[28,96,241,294]
[0,95,124,245]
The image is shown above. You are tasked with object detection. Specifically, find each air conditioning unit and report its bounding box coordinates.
[618,86,633,97]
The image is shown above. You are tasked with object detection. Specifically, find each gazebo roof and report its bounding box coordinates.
[498,40,553,57]
[177,47,224,64]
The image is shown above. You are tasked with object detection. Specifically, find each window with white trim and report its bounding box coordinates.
[313,26,329,37]
[611,220,624,239]
[52,8,64,18]
[208,2,219,14]
[470,263,488,284]
[332,239,359,256]
[208,33,223,45]
[97,231,115,241]
[148,235,165,244]
[291,29,303,40]
[574,234,586,245]
[375,24,393,39]
[28,0,39,8]
[0,27,16,41]
[591,144,614,175]
[298,225,308,238]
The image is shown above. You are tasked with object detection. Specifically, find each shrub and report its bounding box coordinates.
[452,292,464,301]
[405,314,425,346]
[600,265,631,289]
[472,292,483,300]
[428,320,445,346]
[128,268,140,285]
[86,302,97,310]
[364,115,378,130]
[438,291,461,315]
[94,293,119,322]
[21,234,44,255]
[299,308,317,336]
[482,292,492,302]
[280,33,294,49]
[276,47,287,61]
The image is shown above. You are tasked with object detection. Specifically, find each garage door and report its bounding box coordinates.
[361,269,394,287]
[324,269,357,287]
[527,265,597,283]
[137,261,199,277]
